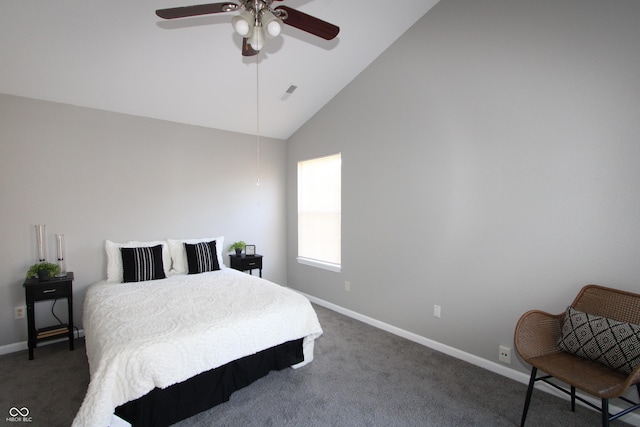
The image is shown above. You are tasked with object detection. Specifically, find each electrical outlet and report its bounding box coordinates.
[14,306,26,320]
[345,281,351,292]
[433,305,441,318]
[499,345,511,364]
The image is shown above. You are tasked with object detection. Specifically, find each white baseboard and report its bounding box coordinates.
[0,329,84,357]
[303,293,640,427]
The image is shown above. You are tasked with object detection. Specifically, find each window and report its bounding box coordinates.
[297,153,341,272]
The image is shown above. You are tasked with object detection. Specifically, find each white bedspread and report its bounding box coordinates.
[72,268,323,427]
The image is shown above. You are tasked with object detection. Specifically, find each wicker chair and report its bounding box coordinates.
[514,284,640,426]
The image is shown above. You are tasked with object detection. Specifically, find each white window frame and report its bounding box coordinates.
[297,153,341,272]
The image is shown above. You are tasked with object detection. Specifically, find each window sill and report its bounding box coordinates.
[297,257,341,273]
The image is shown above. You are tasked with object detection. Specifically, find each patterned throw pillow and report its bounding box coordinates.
[558,307,640,374]
[184,241,220,274]
[120,245,166,283]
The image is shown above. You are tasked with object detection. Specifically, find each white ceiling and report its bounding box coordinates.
[0,0,439,139]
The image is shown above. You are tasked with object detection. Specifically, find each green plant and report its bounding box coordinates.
[26,262,60,279]
[229,241,246,252]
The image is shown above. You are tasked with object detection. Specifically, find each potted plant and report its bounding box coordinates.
[229,241,246,256]
[26,262,61,281]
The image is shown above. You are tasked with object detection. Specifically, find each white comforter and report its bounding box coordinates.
[73,268,323,427]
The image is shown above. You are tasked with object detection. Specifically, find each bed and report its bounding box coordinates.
[72,237,323,427]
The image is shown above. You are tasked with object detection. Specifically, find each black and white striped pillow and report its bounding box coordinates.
[120,245,166,283]
[184,241,220,274]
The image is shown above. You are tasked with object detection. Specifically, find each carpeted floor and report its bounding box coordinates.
[0,304,633,426]
[0,332,89,426]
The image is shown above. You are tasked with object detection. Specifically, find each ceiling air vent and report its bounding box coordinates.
[280,84,298,101]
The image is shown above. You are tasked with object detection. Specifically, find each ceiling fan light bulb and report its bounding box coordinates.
[266,19,282,37]
[261,10,282,38]
[232,11,253,37]
[232,17,250,36]
[248,26,264,51]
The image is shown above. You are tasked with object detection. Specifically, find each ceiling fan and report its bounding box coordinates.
[155,1,340,56]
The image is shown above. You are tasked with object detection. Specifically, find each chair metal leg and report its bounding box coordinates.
[520,367,537,427]
[571,386,576,412]
[602,398,609,427]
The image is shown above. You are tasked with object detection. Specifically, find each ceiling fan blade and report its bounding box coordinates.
[156,2,237,19]
[275,5,339,40]
[242,38,259,56]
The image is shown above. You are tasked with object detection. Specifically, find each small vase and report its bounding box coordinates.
[235,248,242,255]
[56,234,67,277]
[38,270,49,282]
[36,225,46,262]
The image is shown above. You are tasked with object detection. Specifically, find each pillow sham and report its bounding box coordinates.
[558,306,640,375]
[121,245,166,282]
[167,236,225,274]
[105,240,171,282]
[184,241,220,274]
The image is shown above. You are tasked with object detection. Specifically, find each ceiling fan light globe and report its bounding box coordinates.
[266,19,282,37]
[248,26,264,51]
[261,10,282,38]
[232,11,253,37]
[233,20,250,36]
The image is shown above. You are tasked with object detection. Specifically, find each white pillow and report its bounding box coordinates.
[105,240,171,282]
[167,236,225,275]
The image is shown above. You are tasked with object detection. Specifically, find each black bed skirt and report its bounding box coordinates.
[115,338,304,427]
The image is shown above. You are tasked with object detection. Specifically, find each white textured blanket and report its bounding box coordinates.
[73,268,323,427]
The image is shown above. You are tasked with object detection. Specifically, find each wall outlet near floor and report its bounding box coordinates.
[345,281,351,292]
[14,306,26,320]
[499,345,512,364]
[433,304,441,318]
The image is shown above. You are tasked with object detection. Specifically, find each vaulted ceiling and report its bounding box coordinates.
[0,1,440,139]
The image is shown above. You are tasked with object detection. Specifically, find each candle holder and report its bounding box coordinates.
[35,225,46,262]
[56,234,67,277]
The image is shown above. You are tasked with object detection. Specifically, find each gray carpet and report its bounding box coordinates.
[0,304,633,426]
[0,332,89,426]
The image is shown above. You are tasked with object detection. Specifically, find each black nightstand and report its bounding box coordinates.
[23,272,74,360]
[229,254,263,278]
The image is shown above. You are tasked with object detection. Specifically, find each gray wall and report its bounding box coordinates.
[287,0,640,374]
[0,94,287,348]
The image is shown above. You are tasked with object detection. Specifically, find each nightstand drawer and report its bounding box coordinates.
[28,283,69,300]
[244,259,261,268]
